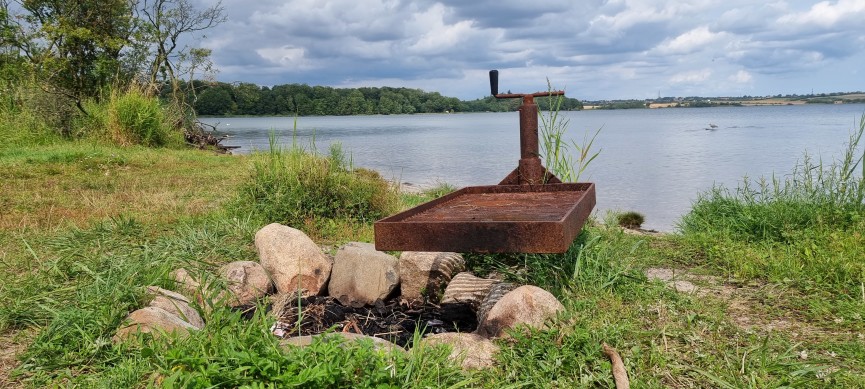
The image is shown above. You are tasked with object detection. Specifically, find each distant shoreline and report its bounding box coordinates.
[583,93,865,110]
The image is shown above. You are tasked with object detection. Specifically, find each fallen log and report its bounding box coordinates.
[185,121,238,153]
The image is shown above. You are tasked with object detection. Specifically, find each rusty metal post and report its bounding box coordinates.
[491,69,564,186]
[517,95,543,185]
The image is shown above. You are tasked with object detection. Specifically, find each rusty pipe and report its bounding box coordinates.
[519,95,538,160]
[489,70,565,185]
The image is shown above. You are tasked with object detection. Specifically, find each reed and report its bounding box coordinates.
[538,79,600,182]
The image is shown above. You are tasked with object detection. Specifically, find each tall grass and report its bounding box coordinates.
[680,113,865,290]
[539,80,600,182]
[79,86,184,147]
[0,108,59,149]
[0,79,184,149]
[232,131,400,238]
[681,113,865,242]
[0,78,66,149]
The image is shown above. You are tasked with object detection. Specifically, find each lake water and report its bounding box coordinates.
[200,104,865,231]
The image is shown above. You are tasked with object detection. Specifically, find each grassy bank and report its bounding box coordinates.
[1,114,864,387]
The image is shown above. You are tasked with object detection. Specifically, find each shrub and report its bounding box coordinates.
[234,137,400,236]
[0,78,69,148]
[80,87,184,147]
[616,211,645,229]
[0,107,60,149]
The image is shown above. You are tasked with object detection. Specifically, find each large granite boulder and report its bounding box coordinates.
[113,307,198,341]
[218,261,273,307]
[328,242,399,307]
[255,223,332,296]
[476,285,564,338]
[421,332,499,370]
[399,252,465,303]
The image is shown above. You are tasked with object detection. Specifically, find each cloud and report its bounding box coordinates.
[654,26,728,55]
[670,69,712,84]
[255,46,310,68]
[777,0,865,28]
[189,0,865,100]
[729,70,753,83]
[714,3,788,35]
[405,4,487,56]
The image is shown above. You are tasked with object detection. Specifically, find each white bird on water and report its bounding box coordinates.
[708,123,718,128]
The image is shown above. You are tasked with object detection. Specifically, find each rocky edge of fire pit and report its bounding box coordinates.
[113,223,565,370]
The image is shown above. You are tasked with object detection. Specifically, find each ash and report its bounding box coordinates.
[271,295,477,347]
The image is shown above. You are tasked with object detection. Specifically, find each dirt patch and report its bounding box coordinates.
[644,267,833,338]
[0,330,29,388]
[270,295,478,348]
[621,227,667,237]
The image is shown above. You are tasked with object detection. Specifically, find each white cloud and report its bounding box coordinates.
[729,70,753,83]
[655,26,727,54]
[778,0,865,28]
[670,69,712,84]
[256,46,310,69]
[407,5,478,55]
[587,1,682,33]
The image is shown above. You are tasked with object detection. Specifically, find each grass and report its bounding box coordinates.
[0,143,247,232]
[231,133,401,242]
[76,86,185,147]
[1,113,865,387]
[539,80,601,183]
[679,113,865,329]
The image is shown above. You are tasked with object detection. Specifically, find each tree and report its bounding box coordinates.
[1,1,25,109]
[140,0,225,101]
[233,82,260,114]
[194,84,232,115]
[11,0,137,113]
[378,90,403,115]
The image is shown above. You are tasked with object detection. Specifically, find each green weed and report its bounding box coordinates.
[146,310,468,388]
[616,211,646,229]
[232,131,400,240]
[78,86,185,147]
[0,79,65,149]
[539,80,601,183]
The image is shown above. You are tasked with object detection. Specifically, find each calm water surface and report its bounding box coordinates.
[201,104,865,231]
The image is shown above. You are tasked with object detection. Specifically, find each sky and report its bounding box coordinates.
[193,0,865,101]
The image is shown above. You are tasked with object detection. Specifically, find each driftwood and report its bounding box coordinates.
[185,121,239,153]
[602,342,630,389]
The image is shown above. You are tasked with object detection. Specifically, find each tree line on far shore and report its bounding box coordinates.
[188,81,584,116]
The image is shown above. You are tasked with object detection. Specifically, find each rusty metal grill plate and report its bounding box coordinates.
[374,183,595,253]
